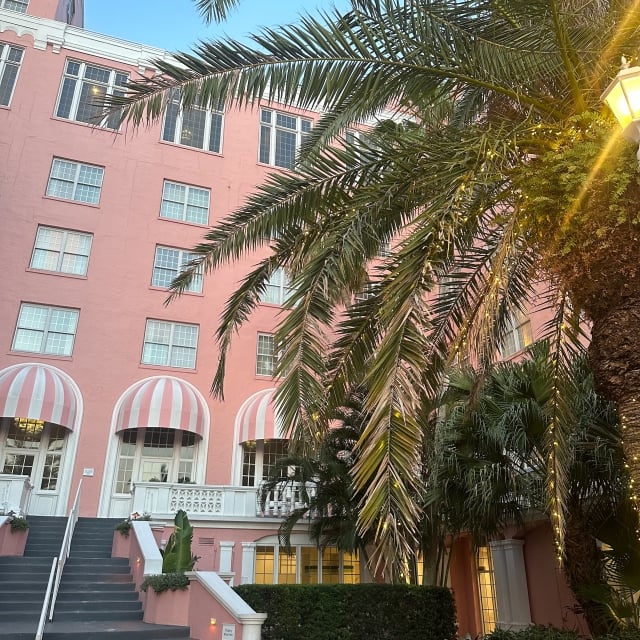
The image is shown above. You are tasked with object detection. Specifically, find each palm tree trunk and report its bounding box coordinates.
[589,294,640,495]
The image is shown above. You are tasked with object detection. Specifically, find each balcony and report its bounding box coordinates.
[129,481,316,521]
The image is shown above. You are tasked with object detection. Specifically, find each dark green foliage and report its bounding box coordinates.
[485,627,640,640]
[161,509,195,573]
[233,584,456,640]
[115,519,131,537]
[139,572,189,594]
[9,516,29,532]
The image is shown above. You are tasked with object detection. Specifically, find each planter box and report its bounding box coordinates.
[112,530,131,558]
[0,528,28,556]
[143,585,190,626]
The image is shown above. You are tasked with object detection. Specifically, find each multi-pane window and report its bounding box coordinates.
[500,312,533,358]
[162,95,223,153]
[141,319,198,369]
[0,0,28,12]
[256,333,276,377]
[241,440,288,487]
[259,108,312,169]
[160,180,210,225]
[30,226,92,276]
[261,268,292,305]
[0,43,24,106]
[152,246,202,293]
[253,546,360,584]
[113,428,197,494]
[12,303,79,356]
[46,158,104,204]
[477,546,498,635]
[55,59,127,129]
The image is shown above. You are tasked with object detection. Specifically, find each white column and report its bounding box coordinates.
[219,541,235,573]
[489,539,531,630]
[241,542,256,585]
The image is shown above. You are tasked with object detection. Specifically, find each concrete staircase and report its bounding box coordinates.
[0,516,191,639]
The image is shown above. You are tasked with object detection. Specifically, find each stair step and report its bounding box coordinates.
[43,620,191,639]
[57,589,138,601]
[63,565,131,575]
[53,610,144,622]
[56,600,142,612]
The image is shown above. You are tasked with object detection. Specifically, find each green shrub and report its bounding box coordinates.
[233,583,457,640]
[9,516,29,532]
[114,519,132,537]
[139,572,189,594]
[485,627,640,640]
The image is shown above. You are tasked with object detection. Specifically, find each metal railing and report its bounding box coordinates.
[34,479,82,639]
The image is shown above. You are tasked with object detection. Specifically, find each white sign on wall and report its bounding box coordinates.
[222,624,236,640]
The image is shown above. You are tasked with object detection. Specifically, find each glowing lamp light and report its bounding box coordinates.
[209,617,217,625]
[602,58,640,143]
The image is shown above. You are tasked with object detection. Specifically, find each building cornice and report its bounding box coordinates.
[0,8,173,72]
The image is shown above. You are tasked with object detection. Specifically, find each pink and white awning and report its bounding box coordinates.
[237,388,287,442]
[115,377,206,437]
[0,364,78,430]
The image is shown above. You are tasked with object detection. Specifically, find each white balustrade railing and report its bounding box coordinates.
[130,482,317,519]
[0,474,32,516]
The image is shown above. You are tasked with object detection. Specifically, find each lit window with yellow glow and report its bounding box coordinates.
[477,546,498,635]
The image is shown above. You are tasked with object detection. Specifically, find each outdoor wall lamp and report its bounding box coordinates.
[602,57,640,161]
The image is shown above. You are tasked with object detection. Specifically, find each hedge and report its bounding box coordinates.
[233,583,457,640]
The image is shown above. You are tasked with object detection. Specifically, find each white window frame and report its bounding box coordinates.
[151,246,203,293]
[241,439,288,487]
[159,180,211,225]
[55,59,128,129]
[12,303,79,356]
[256,333,276,377]
[259,108,312,169]
[0,0,28,12]
[261,268,292,305]
[45,157,105,205]
[161,95,224,153]
[0,42,24,107]
[30,226,93,276]
[500,312,533,358]
[141,319,199,370]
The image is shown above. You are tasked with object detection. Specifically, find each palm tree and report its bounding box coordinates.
[111,0,640,574]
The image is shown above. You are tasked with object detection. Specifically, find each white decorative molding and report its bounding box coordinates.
[170,487,224,514]
[0,9,173,70]
[219,541,235,573]
[241,542,256,585]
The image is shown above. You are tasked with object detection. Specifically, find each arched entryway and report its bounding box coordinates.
[0,363,82,516]
[98,376,210,518]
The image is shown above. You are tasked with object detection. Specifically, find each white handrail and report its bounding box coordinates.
[35,557,57,640]
[47,479,82,622]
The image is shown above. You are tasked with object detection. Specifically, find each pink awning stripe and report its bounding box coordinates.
[237,388,286,442]
[115,377,205,437]
[0,364,77,430]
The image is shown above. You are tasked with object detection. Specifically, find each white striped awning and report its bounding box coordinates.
[115,377,206,437]
[237,388,287,443]
[0,364,78,430]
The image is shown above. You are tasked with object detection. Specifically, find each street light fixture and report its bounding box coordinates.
[602,57,640,156]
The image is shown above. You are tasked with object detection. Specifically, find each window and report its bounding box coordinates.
[259,108,312,169]
[0,0,28,12]
[46,158,104,204]
[30,226,92,276]
[477,546,498,635]
[261,268,292,305]
[162,95,223,153]
[0,43,23,106]
[152,246,203,293]
[256,333,276,377]
[113,428,197,494]
[142,319,198,369]
[253,546,360,585]
[241,440,288,487]
[160,180,210,225]
[12,303,79,356]
[500,312,533,358]
[55,59,127,129]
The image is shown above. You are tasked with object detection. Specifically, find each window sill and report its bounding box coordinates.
[149,285,204,298]
[8,350,73,361]
[0,104,11,111]
[158,139,223,158]
[256,161,295,173]
[26,268,88,280]
[43,195,101,209]
[138,363,198,374]
[158,215,211,229]
[50,115,122,134]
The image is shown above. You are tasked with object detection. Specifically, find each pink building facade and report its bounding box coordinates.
[0,1,584,635]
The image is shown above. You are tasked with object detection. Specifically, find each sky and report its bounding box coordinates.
[84,0,350,52]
